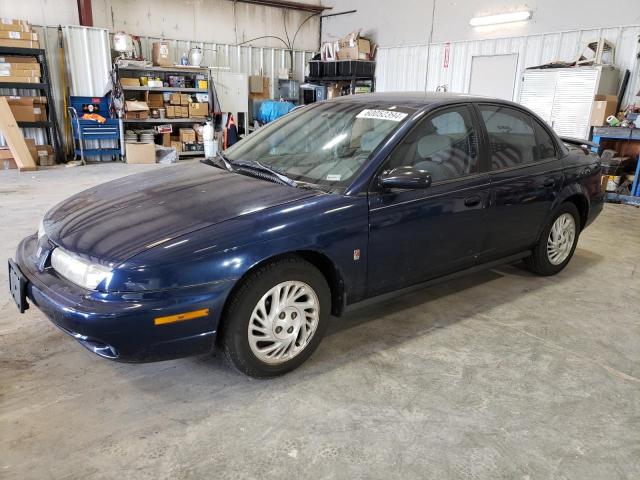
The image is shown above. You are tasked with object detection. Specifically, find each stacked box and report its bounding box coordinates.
[0,54,41,83]
[7,96,47,122]
[0,19,40,49]
[189,102,208,118]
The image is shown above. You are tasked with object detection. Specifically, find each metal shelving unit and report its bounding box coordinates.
[306,74,375,95]
[592,126,640,206]
[122,117,204,124]
[0,46,64,163]
[117,64,212,158]
[122,86,208,93]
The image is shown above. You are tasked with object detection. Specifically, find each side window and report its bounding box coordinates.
[386,106,479,183]
[479,105,540,170]
[533,121,556,160]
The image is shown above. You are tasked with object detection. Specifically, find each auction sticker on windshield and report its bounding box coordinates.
[356,109,409,122]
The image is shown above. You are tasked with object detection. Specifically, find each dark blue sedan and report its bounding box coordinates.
[8,92,604,377]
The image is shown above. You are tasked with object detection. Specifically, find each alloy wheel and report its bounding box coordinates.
[247,281,320,364]
[547,213,576,265]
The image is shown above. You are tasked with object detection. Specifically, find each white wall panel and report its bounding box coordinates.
[322,0,640,47]
[376,25,640,108]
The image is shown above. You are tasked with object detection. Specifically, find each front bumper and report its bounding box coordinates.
[13,235,235,362]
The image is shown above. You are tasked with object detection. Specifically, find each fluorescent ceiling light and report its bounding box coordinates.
[469,11,532,27]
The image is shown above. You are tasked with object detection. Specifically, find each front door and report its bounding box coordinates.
[367,105,491,296]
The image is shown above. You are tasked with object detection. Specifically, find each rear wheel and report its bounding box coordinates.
[220,256,330,378]
[525,203,581,276]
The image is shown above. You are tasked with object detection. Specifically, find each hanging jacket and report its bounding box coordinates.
[224,113,239,149]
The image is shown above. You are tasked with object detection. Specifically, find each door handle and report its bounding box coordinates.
[464,195,482,207]
[543,178,555,188]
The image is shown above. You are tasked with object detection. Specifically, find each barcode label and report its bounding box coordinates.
[356,109,408,122]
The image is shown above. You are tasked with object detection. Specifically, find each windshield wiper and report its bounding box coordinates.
[295,181,332,193]
[200,152,234,172]
[232,159,297,187]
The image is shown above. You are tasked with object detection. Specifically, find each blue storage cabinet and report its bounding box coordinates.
[68,95,122,164]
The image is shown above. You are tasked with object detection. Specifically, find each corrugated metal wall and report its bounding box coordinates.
[376,25,640,106]
[2,26,313,153]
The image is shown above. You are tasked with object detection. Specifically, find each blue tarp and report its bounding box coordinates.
[257,100,296,124]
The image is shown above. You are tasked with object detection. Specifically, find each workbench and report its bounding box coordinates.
[592,127,640,206]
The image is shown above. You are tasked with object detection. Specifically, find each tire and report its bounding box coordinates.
[525,202,581,276]
[220,255,331,378]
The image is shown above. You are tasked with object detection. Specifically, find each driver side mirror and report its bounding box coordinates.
[379,166,432,190]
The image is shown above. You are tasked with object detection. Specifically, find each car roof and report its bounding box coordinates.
[328,91,515,109]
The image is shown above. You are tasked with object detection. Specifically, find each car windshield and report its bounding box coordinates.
[224,102,415,189]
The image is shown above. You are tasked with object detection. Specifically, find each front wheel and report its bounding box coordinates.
[220,256,330,378]
[525,203,581,276]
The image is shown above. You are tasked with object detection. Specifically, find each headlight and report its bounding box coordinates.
[38,218,46,240]
[50,247,112,290]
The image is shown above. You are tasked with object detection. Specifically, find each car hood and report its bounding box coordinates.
[44,163,319,265]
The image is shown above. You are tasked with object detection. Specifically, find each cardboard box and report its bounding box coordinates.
[249,76,265,93]
[166,105,176,118]
[152,41,172,67]
[170,141,182,152]
[124,100,149,120]
[0,75,40,83]
[180,106,189,118]
[1,158,18,169]
[36,144,55,166]
[120,77,140,87]
[249,77,271,100]
[0,62,40,75]
[5,95,46,106]
[125,110,149,120]
[337,38,371,60]
[336,32,371,60]
[0,147,18,169]
[162,132,171,147]
[0,55,37,63]
[591,95,618,127]
[179,128,196,143]
[9,104,46,122]
[0,146,19,169]
[169,93,181,105]
[0,23,31,32]
[180,94,190,106]
[0,18,30,26]
[326,82,348,99]
[0,39,39,49]
[147,92,164,108]
[0,31,37,41]
[126,142,156,164]
[125,100,149,112]
[189,102,208,117]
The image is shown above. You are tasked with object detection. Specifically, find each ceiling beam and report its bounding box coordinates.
[233,0,329,14]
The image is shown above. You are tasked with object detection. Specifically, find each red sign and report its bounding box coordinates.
[443,43,451,69]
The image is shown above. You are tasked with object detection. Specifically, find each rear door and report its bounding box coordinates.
[367,104,491,296]
[476,103,564,259]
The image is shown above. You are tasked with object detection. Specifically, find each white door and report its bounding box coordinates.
[469,54,519,101]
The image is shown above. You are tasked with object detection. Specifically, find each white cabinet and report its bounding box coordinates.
[519,66,619,139]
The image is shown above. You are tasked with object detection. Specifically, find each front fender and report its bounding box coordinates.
[106,194,369,299]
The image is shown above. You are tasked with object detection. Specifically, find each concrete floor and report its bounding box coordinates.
[1,163,639,479]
